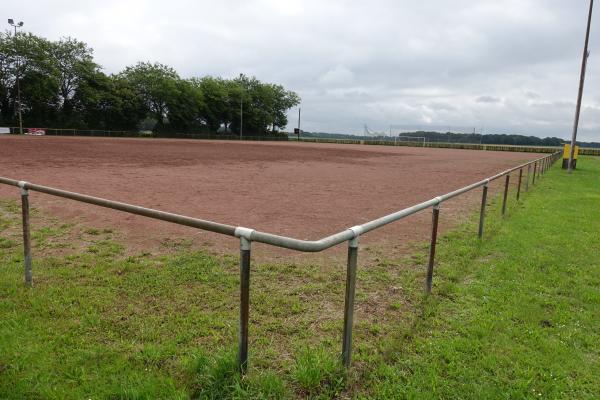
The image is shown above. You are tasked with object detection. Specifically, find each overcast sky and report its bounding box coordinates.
[5,1,599,140]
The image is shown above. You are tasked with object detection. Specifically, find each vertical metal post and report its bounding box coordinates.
[342,237,358,368]
[297,107,301,141]
[11,23,24,135]
[525,164,531,192]
[543,158,547,174]
[533,162,537,185]
[20,186,32,285]
[502,174,510,216]
[478,184,488,239]
[238,237,251,374]
[240,96,243,140]
[426,204,440,294]
[516,169,523,201]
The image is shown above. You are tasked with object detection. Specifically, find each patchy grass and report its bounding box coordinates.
[0,157,599,398]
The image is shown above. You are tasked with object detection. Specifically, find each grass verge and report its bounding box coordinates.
[0,156,598,398]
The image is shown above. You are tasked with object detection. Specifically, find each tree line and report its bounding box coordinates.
[302,131,596,147]
[0,31,300,135]
[403,131,566,146]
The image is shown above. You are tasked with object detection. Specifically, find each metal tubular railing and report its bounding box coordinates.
[0,150,562,373]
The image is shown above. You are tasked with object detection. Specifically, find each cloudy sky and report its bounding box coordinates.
[5,0,599,140]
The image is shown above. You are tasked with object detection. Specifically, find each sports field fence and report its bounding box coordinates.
[0,149,562,373]
[4,126,600,155]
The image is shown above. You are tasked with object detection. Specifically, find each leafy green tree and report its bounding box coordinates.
[119,62,180,132]
[266,83,300,133]
[164,78,207,134]
[0,31,301,134]
[0,31,57,126]
[73,71,145,130]
[190,76,230,132]
[50,37,98,125]
[227,74,299,136]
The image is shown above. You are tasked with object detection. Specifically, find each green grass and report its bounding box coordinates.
[0,157,599,398]
[369,157,600,399]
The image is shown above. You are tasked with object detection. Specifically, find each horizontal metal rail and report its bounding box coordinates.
[0,151,558,252]
[0,177,237,236]
[0,150,562,373]
[0,151,561,263]
[237,152,560,251]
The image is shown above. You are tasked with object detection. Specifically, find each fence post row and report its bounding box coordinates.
[19,182,33,286]
[544,157,547,173]
[342,235,359,367]
[238,237,251,374]
[426,202,441,294]
[1,151,561,373]
[501,174,510,216]
[542,158,545,174]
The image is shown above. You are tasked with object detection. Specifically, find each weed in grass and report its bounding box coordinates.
[0,237,14,249]
[188,349,241,399]
[292,346,345,398]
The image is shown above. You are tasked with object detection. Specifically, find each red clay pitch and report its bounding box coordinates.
[0,137,538,262]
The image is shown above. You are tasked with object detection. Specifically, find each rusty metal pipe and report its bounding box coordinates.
[342,237,358,367]
[426,205,440,294]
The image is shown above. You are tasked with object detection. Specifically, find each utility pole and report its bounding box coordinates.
[8,19,24,135]
[297,107,301,141]
[239,73,245,140]
[568,0,594,173]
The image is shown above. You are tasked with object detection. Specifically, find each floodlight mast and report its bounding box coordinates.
[8,18,24,135]
[568,0,594,173]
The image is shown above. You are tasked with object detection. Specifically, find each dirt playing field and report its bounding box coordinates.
[0,136,539,263]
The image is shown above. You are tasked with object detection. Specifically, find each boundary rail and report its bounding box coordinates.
[5,126,600,155]
[0,151,562,373]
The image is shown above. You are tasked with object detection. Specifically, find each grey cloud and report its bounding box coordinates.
[4,0,599,141]
[476,96,502,104]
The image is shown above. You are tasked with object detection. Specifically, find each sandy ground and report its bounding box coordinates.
[0,136,538,264]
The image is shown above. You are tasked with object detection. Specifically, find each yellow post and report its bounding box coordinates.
[562,144,579,169]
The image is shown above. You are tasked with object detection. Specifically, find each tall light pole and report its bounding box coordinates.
[238,73,246,140]
[297,107,301,140]
[568,0,594,173]
[8,19,24,135]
